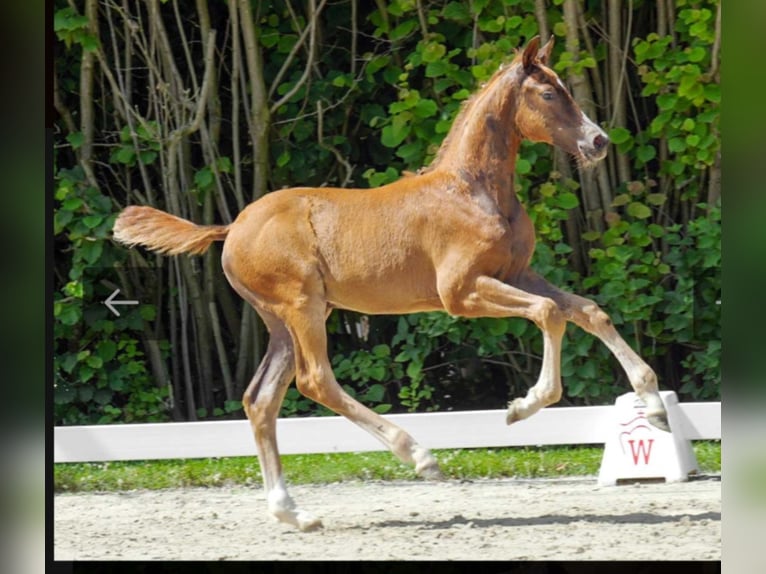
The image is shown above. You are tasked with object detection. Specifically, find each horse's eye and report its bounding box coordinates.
[542,91,555,101]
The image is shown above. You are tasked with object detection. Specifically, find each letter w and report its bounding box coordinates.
[627,439,654,465]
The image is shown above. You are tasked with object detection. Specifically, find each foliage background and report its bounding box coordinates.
[52,0,721,425]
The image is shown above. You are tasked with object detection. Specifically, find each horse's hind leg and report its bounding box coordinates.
[518,271,670,431]
[242,309,322,531]
[285,300,443,481]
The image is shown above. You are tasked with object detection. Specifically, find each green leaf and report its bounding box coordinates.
[139,151,157,165]
[687,46,706,63]
[216,156,233,173]
[54,210,74,235]
[81,35,99,52]
[609,127,632,144]
[425,60,450,78]
[516,158,531,175]
[365,383,386,402]
[704,84,721,103]
[54,9,89,32]
[82,215,104,229]
[276,150,291,168]
[260,30,279,48]
[194,167,214,190]
[55,386,76,405]
[443,2,471,22]
[67,132,84,149]
[627,202,652,219]
[390,20,417,41]
[97,340,117,362]
[656,93,677,111]
[381,123,410,148]
[140,305,156,321]
[80,240,103,264]
[368,366,387,382]
[113,147,135,165]
[637,145,656,163]
[57,304,80,326]
[62,197,83,211]
[413,99,437,119]
[612,193,631,207]
[372,345,391,358]
[78,386,94,402]
[582,230,601,242]
[224,400,243,413]
[556,192,579,210]
[506,318,527,338]
[406,361,422,380]
[331,74,348,87]
[421,42,446,64]
[59,352,78,374]
[668,138,686,153]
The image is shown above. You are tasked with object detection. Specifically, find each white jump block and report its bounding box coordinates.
[598,391,699,486]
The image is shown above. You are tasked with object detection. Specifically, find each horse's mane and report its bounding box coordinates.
[421,49,525,173]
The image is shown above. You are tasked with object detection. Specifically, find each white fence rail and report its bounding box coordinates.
[54,402,720,463]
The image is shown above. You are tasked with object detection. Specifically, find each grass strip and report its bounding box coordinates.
[54,441,720,493]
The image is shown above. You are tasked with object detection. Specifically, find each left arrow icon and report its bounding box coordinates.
[104,288,139,317]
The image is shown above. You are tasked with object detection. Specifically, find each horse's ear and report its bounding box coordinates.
[522,36,541,72]
[537,36,555,66]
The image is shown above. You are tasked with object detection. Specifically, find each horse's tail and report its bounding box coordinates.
[113,205,230,256]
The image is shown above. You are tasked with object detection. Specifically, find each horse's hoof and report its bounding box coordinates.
[297,516,324,532]
[506,399,523,425]
[648,413,671,433]
[417,461,445,481]
[273,507,323,532]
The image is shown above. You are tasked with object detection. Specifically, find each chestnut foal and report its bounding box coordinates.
[114,36,670,531]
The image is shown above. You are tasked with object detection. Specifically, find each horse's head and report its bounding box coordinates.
[513,36,609,167]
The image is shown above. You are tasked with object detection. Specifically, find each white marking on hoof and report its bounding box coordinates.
[272,508,323,532]
[412,445,443,479]
[506,398,528,425]
[267,482,323,531]
[647,411,671,433]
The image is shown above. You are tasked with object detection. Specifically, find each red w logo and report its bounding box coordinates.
[627,439,654,465]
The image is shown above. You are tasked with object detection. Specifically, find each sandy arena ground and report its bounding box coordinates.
[54,475,720,561]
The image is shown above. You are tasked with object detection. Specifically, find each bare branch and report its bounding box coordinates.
[415,0,429,39]
[708,0,721,81]
[270,0,327,116]
[317,100,353,187]
[534,0,550,42]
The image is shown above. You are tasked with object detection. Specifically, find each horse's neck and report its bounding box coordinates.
[443,85,522,218]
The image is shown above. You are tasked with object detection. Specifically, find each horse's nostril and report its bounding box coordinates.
[593,134,608,150]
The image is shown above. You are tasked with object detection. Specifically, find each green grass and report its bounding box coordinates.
[54,441,720,493]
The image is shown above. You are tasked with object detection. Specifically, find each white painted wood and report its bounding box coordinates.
[53,403,720,463]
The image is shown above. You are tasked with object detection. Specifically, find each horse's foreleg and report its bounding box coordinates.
[242,317,322,532]
[286,303,443,482]
[440,275,567,424]
[517,271,670,431]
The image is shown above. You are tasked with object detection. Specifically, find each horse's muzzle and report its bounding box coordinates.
[578,130,609,164]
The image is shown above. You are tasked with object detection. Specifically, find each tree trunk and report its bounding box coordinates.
[608,0,632,184]
[238,0,271,200]
[80,0,100,189]
[562,0,603,231]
